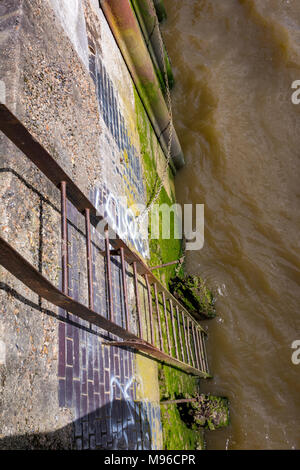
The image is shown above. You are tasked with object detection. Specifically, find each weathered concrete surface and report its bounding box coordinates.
[0,0,168,449]
[50,0,90,70]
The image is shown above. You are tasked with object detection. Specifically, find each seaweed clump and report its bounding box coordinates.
[162,394,230,431]
[169,275,216,319]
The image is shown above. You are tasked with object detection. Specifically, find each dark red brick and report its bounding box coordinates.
[73,380,81,419]
[94,336,99,369]
[88,381,95,413]
[94,370,99,393]
[74,415,82,438]
[128,352,133,377]
[94,393,100,416]
[95,420,102,446]
[104,346,109,369]
[120,352,125,385]
[81,394,88,417]
[114,354,120,377]
[73,328,80,378]
[58,307,67,320]
[89,434,96,450]
[81,369,87,395]
[58,379,65,407]
[98,342,104,369]
[66,339,73,366]
[101,418,108,434]
[82,421,89,450]
[66,366,73,407]
[66,314,74,339]
[104,370,110,393]
[109,347,115,376]
[58,322,66,378]
[82,346,86,369]
[88,340,94,381]
[75,437,82,450]
[115,383,121,400]
[81,325,86,343]
[99,383,105,404]
[89,411,96,435]
[101,432,108,449]
[124,354,129,378]
[99,362,104,384]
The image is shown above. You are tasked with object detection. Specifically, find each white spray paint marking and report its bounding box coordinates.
[95,187,149,259]
[109,376,151,450]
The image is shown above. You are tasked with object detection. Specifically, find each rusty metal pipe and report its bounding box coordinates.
[176,305,184,361]
[150,258,181,270]
[120,247,130,331]
[187,318,195,368]
[162,291,171,355]
[145,274,155,344]
[195,327,205,372]
[192,321,200,371]
[133,261,143,338]
[182,312,190,364]
[197,328,206,372]
[169,300,178,360]
[154,283,163,350]
[99,0,185,170]
[131,0,174,90]
[201,331,209,373]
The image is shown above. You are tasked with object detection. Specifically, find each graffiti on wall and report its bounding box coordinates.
[93,185,149,259]
[94,58,145,199]
[109,376,161,450]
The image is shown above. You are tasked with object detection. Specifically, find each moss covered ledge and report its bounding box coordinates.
[169,275,216,320]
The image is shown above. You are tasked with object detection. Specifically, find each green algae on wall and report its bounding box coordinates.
[134,87,181,285]
[167,394,230,431]
[130,0,174,93]
[159,366,205,450]
[169,275,216,320]
[135,87,206,449]
[153,0,167,23]
[160,404,205,450]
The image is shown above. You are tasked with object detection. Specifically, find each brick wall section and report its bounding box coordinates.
[56,198,159,450]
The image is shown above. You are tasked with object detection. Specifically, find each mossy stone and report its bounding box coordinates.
[179,394,230,431]
[169,275,216,319]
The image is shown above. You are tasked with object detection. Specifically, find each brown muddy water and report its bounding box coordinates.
[163,0,300,449]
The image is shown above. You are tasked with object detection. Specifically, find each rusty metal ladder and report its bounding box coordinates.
[0,103,211,378]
